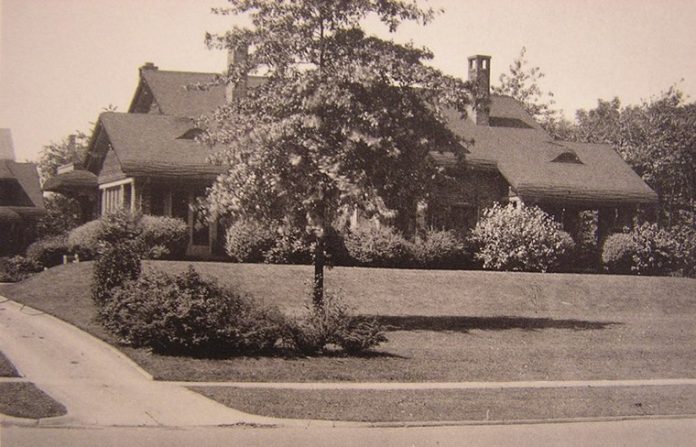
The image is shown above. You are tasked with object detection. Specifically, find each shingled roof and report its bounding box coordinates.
[43,169,98,193]
[95,62,657,208]
[132,69,266,117]
[436,106,658,206]
[89,112,223,179]
[1,160,45,209]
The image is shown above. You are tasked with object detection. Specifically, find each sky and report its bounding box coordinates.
[1,0,696,162]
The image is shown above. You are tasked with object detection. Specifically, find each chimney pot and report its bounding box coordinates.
[468,55,491,126]
[139,62,159,76]
[226,45,249,103]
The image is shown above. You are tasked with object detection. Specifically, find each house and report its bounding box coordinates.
[0,129,46,256]
[427,55,657,243]
[44,53,657,257]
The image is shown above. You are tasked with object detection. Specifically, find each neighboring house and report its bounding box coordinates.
[0,129,46,256]
[44,53,657,258]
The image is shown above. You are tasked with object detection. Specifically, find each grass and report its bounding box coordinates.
[0,382,67,419]
[1,261,695,383]
[0,350,19,377]
[0,350,66,419]
[191,385,696,422]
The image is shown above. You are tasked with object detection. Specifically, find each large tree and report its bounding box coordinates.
[201,0,471,305]
[574,89,696,226]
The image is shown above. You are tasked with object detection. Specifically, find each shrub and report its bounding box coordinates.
[100,267,284,356]
[469,204,575,272]
[224,219,276,262]
[91,240,142,306]
[343,225,411,268]
[601,233,639,275]
[602,222,684,276]
[26,235,69,268]
[673,225,696,277]
[98,210,142,245]
[263,228,313,265]
[0,256,41,282]
[411,229,468,269]
[67,220,102,260]
[139,215,189,260]
[283,292,387,355]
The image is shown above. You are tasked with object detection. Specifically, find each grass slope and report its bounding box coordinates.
[2,261,695,382]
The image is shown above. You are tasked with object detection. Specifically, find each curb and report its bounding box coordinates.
[173,378,696,390]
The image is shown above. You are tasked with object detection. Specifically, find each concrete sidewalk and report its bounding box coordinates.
[0,298,281,427]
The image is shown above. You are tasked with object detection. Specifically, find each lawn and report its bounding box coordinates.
[1,261,695,383]
[0,382,67,419]
[0,350,19,377]
[191,385,696,422]
[0,350,66,419]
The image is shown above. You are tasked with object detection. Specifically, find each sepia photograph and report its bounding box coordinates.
[1,0,695,445]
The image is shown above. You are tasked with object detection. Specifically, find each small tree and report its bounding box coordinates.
[38,132,89,185]
[202,0,471,306]
[492,47,564,136]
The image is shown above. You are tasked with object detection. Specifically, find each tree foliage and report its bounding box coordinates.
[38,132,89,185]
[201,0,471,305]
[492,47,563,133]
[574,88,696,225]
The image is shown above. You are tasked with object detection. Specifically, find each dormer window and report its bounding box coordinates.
[177,128,204,140]
[551,151,583,164]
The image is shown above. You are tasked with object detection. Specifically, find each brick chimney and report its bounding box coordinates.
[139,62,158,75]
[468,55,491,126]
[226,45,248,103]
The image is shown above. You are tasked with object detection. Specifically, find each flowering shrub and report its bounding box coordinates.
[343,225,411,267]
[602,222,690,276]
[100,267,284,356]
[469,204,575,272]
[224,219,276,262]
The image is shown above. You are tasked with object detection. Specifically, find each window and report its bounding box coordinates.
[100,180,135,214]
[551,151,583,164]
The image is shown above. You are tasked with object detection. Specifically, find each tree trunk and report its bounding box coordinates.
[313,232,325,308]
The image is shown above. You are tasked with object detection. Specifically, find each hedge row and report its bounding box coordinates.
[225,220,472,270]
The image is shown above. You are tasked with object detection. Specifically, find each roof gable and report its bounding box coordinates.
[0,159,44,208]
[89,112,223,180]
[131,69,266,118]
